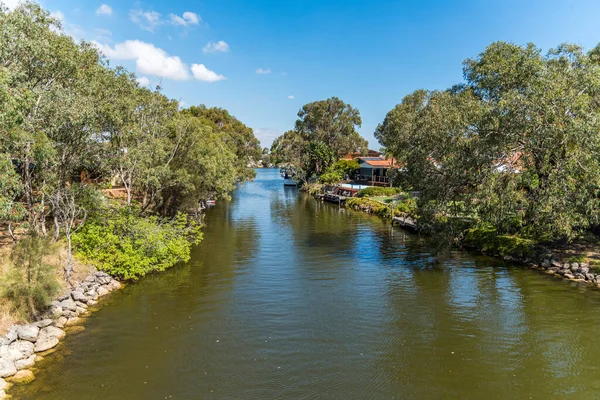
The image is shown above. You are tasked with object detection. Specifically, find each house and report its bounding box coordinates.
[355,157,397,186]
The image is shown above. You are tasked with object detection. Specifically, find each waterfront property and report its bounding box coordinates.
[355,156,397,186]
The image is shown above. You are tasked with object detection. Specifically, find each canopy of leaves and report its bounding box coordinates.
[376,41,600,243]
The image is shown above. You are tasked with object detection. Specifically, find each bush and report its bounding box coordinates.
[319,170,344,184]
[72,206,203,280]
[393,197,418,216]
[346,198,392,218]
[464,226,536,259]
[2,235,61,319]
[356,187,403,198]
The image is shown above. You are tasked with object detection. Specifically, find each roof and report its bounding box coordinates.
[357,157,397,167]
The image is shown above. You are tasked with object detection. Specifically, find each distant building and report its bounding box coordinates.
[355,156,397,186]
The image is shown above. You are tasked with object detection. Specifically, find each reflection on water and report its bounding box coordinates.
[14,168,600,400]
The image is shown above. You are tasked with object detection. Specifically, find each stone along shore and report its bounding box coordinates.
[0,271,122,397]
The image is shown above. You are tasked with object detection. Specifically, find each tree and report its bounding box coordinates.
[376,41,600,243]
[295,97,367,156]
[49,186,88,282]
[184,105,261,182]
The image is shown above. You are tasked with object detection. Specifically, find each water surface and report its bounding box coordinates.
[14,168,600,399]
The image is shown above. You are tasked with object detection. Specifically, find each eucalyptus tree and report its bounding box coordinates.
[376,41,600,243]
[157,113,237,215]
[295,97,367,156]
[183,105,261,182]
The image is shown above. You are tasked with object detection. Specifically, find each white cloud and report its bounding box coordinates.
[203,41,229,54]
[136,76,151,86]
[2,0,21,10]
[95,40,190,80]
[96,4,112,16]
[130,8,161,32]
[191,64,225,82]
[256,68,271,74]
[288,95,295,99]
[51,10,65,23]
[254,128,281,147]
[95,28,112,43]
[170,11,200,26]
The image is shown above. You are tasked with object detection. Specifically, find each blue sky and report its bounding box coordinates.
[7,0,600,148]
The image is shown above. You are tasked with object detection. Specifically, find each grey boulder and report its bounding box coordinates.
[0,359,16,378]
[16,325,39,342]
[34,337,59,353]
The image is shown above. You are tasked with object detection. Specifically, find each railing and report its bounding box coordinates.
[356,175,390,185]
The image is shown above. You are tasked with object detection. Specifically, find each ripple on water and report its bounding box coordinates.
[13,169,600,400]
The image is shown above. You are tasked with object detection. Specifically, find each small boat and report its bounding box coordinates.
[206,199,216,206]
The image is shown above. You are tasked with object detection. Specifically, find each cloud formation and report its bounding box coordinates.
[95,40,226,83]
[203,41,229,53]
[2,0,21,9]
[191,64,226,82]
[95,40,190,80]
[96,4,112,16]
[288,95,295,99]
[256,68,271,74]
[130,8,161,32]
[170,11,200,26]
[136,76,150,86]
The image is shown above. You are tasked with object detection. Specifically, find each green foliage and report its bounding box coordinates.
[72,207,202,281]
[320,159,360,184]
[295,97,367,156]
[346,198,393,218]
[567,254,587,264]
[357,187,403,198]
[2,235,61,319]
[183,106,260,182]
[393,197,418,216]
[376,40,600,245]
[319,170,343,184]
[464,226,536,259]
[271,97,367,182]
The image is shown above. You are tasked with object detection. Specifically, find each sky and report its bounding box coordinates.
[4,0,600,149]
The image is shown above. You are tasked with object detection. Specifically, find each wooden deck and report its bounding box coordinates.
[391,216,418,232]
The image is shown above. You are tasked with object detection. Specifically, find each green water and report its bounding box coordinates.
[13,168,600,399]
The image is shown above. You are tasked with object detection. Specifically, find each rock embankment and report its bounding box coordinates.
[0,271,121,397]
[537,259,600,285]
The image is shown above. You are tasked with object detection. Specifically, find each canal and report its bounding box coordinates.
[13,168,600,399]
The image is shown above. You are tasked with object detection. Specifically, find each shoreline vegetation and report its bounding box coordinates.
[269,42,600,289]
[3,0,600,397]
[0,2,263,395]
[309,183,600,288]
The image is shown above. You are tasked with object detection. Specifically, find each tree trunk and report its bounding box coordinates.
[7,222,17,242]
[66,234,73,284]
[53,215,60,243]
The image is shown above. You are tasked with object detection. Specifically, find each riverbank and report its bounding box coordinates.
[0,268,122,397]
[313,188,600,289]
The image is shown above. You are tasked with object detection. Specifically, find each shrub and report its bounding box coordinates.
[72,206,203,281]
[319,159,360,184]
[356,187,403,198]
[346,198,392,218]
[464,226,536,259]
[319,170,344,184]
[393,197,418,216]
[2,235,61,319]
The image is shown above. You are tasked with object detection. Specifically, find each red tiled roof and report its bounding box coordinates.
[358,157,397,167]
